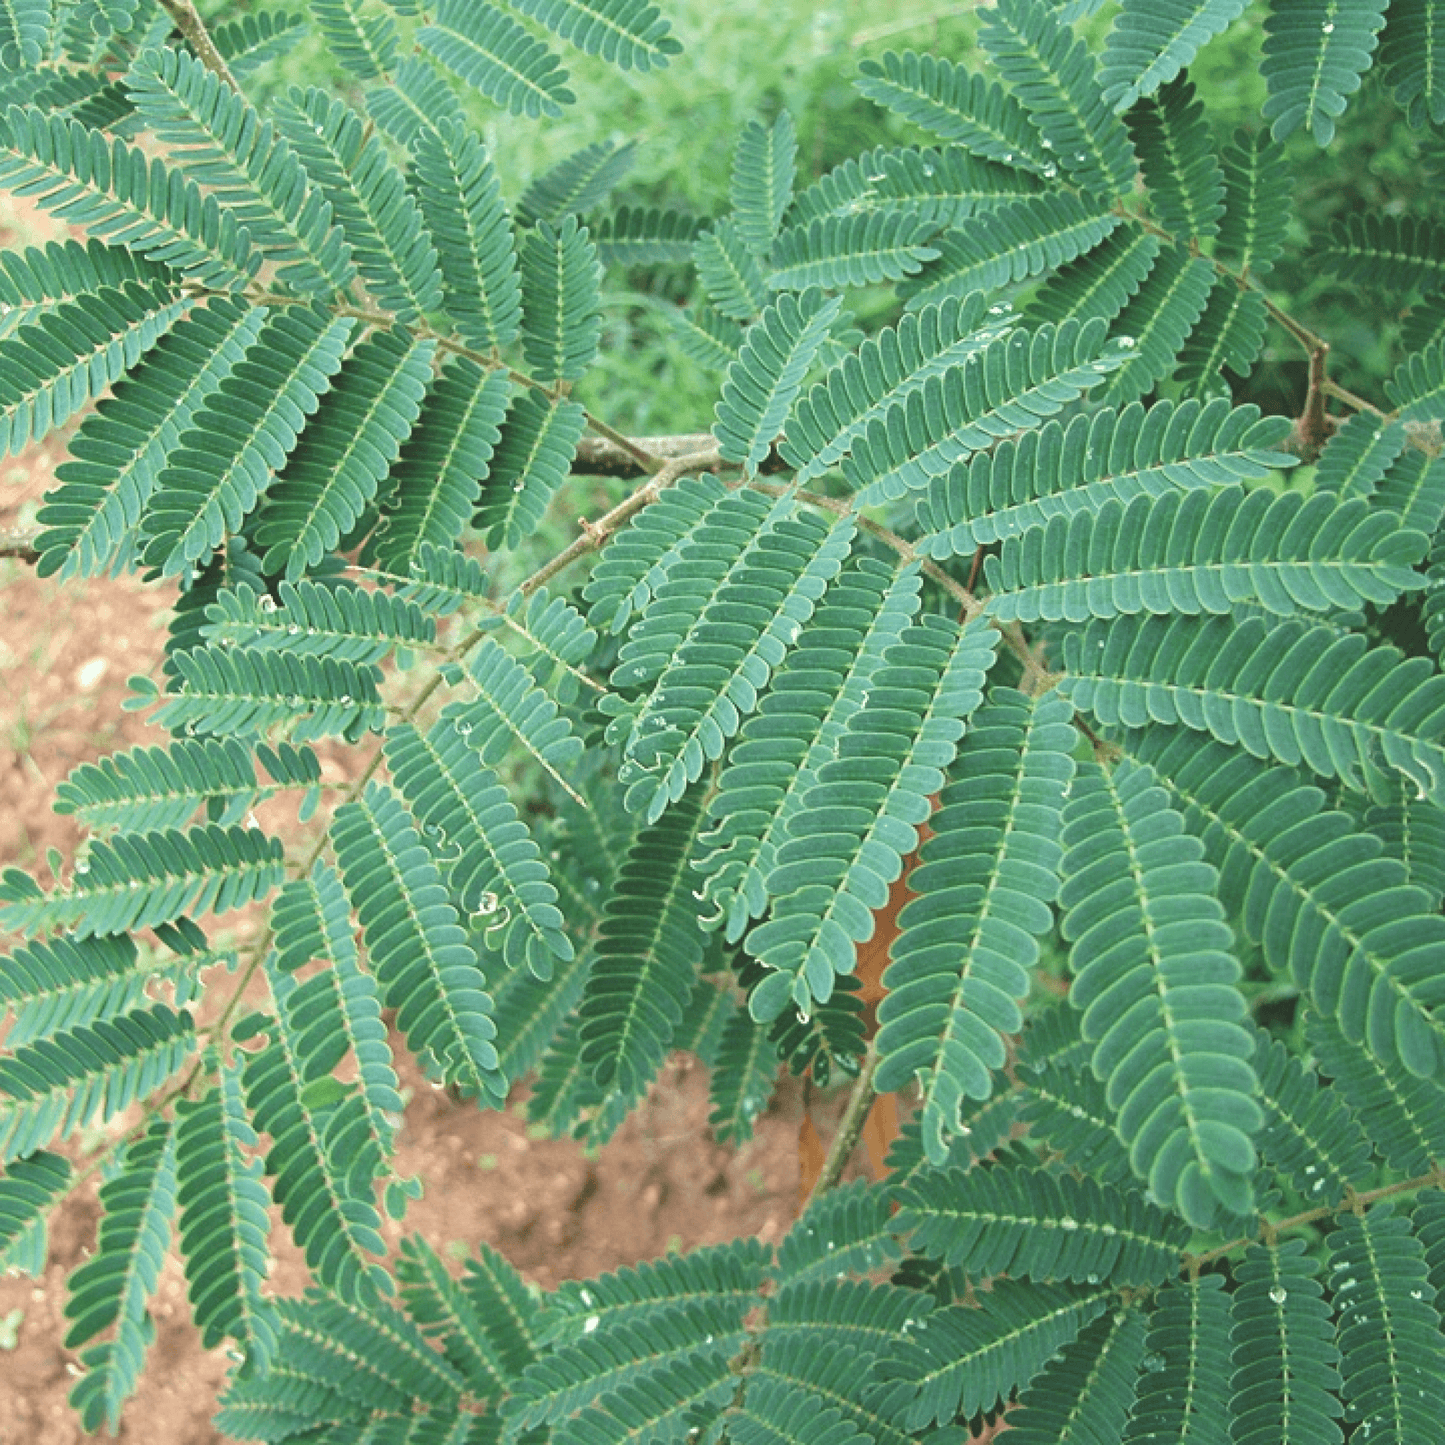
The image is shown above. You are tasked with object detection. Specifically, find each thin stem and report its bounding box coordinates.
[155,0,240,90]
[766,482,987,617]
[518,446,723,597]
[850,4,975,47]
[502,374,662,475]
[1119,205,1331,359]
[768,482,1060,694]
[249,291,670,475]
[805,1043,880,1206]
[966,544,985,594]
[1322,377,1386,417]
[1185,1167,1445,1270]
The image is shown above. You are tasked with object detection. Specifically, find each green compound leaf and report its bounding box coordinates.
[984,484,1427,625]
[1005,1306,1147,1445]
[1379,0,1445,127]
[1063,611,1445,814]
[854,49,1049,171]
[0,824,284,939]
[1327,1204,1445,1442]
[766,211,941,292]
[64,1118,177,1434]
[54,735,320,834]
[476,389,587,551]
[34,296,266,581]
[1100,0,1250,111]
[278,90,439,326]
[694,215,771,322]
[0,279,186,456]
[612,498,855,825]
[1261,0,1388,145]
[980,0,1138,199]
[917,396,1294,558]
[138,305,354,578]
[124,46,353,294]
[252,328,437,580]
[386,718,574,978]
[0,1005,194,1163]
[519,214,601,385]
[370,359,512,574]
[714,286,842,474]
[1230,1238,1343,1445]
[331,781,506,1105]
[576,787,709,1102]
[1136,729,1445,1085]
[746,615,997,1020]
[507,0,681,74]
[420,0,575,119]
[0,108,258,290]
[875,688,1074,1162]
[894,1161,1187,1287]
[877,1280,1114,1429]
[1123,1273,1232,1445]
[414,119,523,353]
[732,109,796,257]
[0,1148,70,1278]
[173,1054,278,1370]
[1060,758,1260,1228]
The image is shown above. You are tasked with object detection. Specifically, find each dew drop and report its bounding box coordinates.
[259,596,277,612]
[287,624,300,635]
[1269,1285,1287,1304]
[1323,21,1334,32]
[476,892,499,915]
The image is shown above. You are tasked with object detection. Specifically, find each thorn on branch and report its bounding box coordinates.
[1291,343,1335,463]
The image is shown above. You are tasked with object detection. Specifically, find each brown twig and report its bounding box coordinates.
[804,1043,880,1207]
[0,528,40,563]
[154,0,240,90]
[518,446,722,597]
[1185,1167,1445,1271]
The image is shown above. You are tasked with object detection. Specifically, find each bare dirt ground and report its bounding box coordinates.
[0,205,865,1443]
